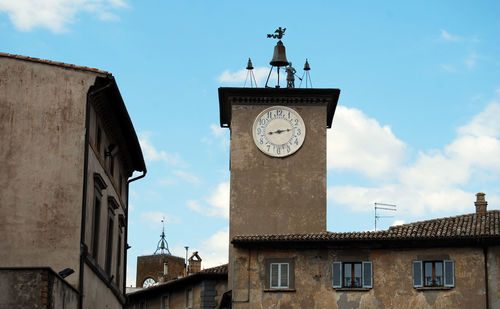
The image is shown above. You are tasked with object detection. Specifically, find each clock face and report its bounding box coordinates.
[142,277,156,288]
[252,106,306,157]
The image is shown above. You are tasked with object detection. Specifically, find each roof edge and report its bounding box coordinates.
[0,52,110,75]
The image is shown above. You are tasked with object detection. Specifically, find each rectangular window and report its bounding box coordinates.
[332,261,372,289]
[270,263,289,288]
[185,288,193,309]
[91,193,101,260]
[119,174,123,196]
[162,295,169,309]
[96,126,102,153]
[109,155,114,177]
[116,232,122,286]
[413,260,454,288]
[105,209,114,274]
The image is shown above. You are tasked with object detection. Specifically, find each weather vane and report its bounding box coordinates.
[267,27,286,40]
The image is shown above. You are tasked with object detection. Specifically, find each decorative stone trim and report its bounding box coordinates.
[93,173,107,192]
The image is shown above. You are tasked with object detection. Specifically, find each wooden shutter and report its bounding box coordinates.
[270,263,279,288]
[332,262,342,288]
[362,261,373,288]
[444,260,454,287]
[413,261,423,288]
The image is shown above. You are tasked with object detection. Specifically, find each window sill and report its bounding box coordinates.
[416,286,453,291]
[333,287,371,292]
[264,288,296,293]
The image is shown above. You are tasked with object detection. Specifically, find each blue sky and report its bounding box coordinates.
[2,1,500,287]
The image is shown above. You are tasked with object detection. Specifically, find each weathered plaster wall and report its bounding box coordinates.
[0,268,79,309]
[232,246,488,309]
[83,264,123,309]
[229,104,327,238]
[229,103,328,291]
[488,245,500,308]
[126,277,227,309]
[0,57,103,287]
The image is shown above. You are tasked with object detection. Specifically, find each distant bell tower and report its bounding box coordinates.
[219,29,340,240]
[135,220,185,288]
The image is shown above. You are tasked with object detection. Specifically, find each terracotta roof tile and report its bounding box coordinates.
[0,52,110,75]
[200,263,228,274]
[232,211,500,244]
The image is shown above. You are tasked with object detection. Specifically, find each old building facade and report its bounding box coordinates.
[127,262,228,309]
[0,53,146,308]
[218,85,500,308]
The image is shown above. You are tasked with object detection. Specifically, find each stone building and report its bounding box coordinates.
[0,53,146,308]
[218,85,500,308]
[127,261,228,309]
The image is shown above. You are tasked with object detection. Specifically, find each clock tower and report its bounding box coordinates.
[219,87,340,239]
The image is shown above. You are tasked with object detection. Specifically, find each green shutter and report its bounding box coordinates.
[444,260,454,287]
[332,262,342,288]
[413,261,423,288]
[362,261,373,288]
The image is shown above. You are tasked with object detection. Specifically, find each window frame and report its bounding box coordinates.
[413,260,454,289]
[270,262,289,289]
[332,261,373,289]
[264,258,295,290]
[185,287,193,309]
[105,207,114,275]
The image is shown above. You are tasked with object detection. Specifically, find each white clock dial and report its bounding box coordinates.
[252,106,306,157]
[142,277,156,288]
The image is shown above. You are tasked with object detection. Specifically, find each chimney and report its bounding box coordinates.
[475,192,487,214]
[188,251,202,274]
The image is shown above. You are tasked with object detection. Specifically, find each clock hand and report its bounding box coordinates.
[268,128,291,135]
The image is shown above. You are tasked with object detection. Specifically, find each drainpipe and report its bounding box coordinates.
[124,168,146,295]
[79,79,114,309]
[483,242,489,309]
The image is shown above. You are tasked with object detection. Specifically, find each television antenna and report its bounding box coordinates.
[374,203,396,231]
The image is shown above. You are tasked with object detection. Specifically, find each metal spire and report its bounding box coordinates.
[244,58,258,88]
[154,217,171,255]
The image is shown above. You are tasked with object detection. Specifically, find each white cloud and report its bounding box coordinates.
[457,101,500,138]
[327,106,406,179]
[328,101,500,217]
[139,134,186,167]
[218,66,286,87]
[173,170,200,184]
[392,220,405,226]
[199,228,229,269]
[465,52,478,69]
[139,211,180,229]
[440,29,461,42]
[0,0,127,33]
[441,64,456,72]
[210,124,225,137]
[187,182,229,218]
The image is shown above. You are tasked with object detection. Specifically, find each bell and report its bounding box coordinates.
[270,40,289,67]
[246,58,254,70]
[304,59,311,71]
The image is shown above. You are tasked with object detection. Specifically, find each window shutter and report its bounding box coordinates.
[413,261,423,288]
[332,262,342,288]
[444,260,454,287]
[280,263,289,288]
[362,261,373,288]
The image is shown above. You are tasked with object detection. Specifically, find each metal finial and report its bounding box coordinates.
[246,58,254,70]
[299,59,313,88]
[244,58,258,88]
[154,217,171,255]
[267,27,286,40]
[304,59,310,71]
